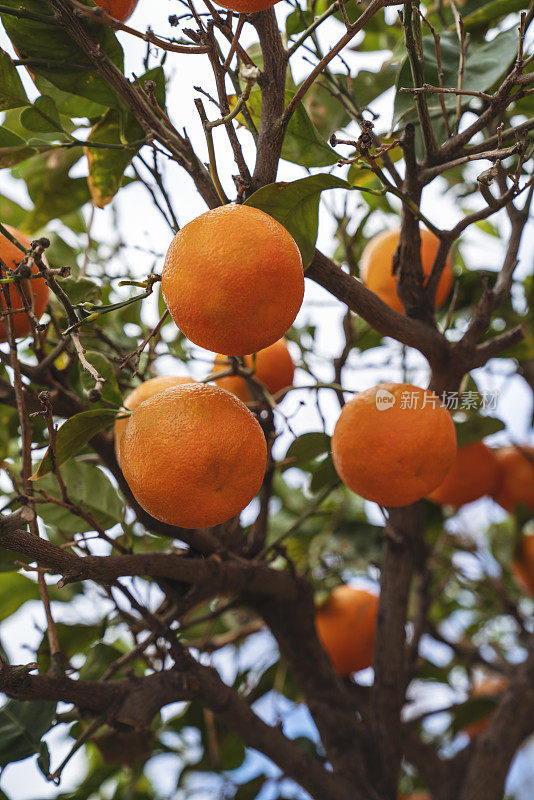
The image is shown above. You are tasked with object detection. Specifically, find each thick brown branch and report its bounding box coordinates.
[0,529,297,599]
[0,660,342,799]
[306,250,450,365]
[249,8,288,190]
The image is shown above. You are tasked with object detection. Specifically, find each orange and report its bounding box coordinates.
[212,0,279,11]
[464,675,508,737]
[120,382,267,528]
[331,383,457,507]
[212,338,295,403]
[0,225,49,342]
[315,585,378,676]
[399,794,431,800]
[360,228,453,313]
[427,441,499,508]
[162,204,304,356]
[511,535,534,596]
[492,445,534,513]
[114,375,195,462]
[94,0,139,22]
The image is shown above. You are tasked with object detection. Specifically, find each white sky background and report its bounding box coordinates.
[0,0,534,797]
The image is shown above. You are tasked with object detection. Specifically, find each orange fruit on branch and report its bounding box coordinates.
[398,793,431,800]
[120,382,267,528]
[360,227,453,314]
[511,534,534,596]
[94,0,139,22]
[212,0,279,11]
[315,585,378,676]
[162,204,304,356]
[114,375,196,461]
[331,383,456,507]
[492,445,534,513]
[212,338,295,403]
[0,225,49,343]
[427,441,499,508]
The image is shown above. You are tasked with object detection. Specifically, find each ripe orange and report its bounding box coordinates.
[162,204,304,356]
[212,338,295,403]
[0,225,49,342]
[315,585,378,676]
[114,375,195,461]
[511,535,534,596]
[120,382,267,528]
[464,675,508,737]
[427,441,499,508]
[492,445,534,513]
[94,0,139,22]
[398,794,431,800]
[331,383,457,507]
[212,0,279,11]
[360,228,453,313]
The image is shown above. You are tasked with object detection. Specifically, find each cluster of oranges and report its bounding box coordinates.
[1,206,533,692]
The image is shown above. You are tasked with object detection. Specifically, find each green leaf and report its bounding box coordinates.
[462,0,526,29]
[234,777,266,800]
[393,27,519,146]
[0,573,46,621]
[85,109,144,208]
[0,48,28,111]
[79,642,125,680]
[0,126,35,168]
[13,148,90,231]
[282,98,338,167]
[80,351,122,406]
[31,409,118,480]
[0,698,55,768]
[32,73,108,119]
[37,622,105,673]
[0,194,29,228]
[232,88,337,167]
[309,453,338,493]
[284,431,332,466]
[59,276,101,305]
[83,65,165,207]
[20,95,63,134]
[1,0,124,109]
[246,175,349,265]
[35,461,124,534]
[455,415,505,447]
[37,740,51,778]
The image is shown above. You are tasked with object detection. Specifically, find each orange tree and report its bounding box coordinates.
[0,1,533,799]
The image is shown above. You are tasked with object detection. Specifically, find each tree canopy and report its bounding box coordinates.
[0,1,532,799]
